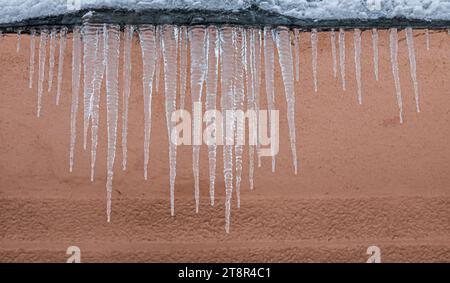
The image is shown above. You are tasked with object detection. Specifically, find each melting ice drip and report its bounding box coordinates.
[22,24,430,232]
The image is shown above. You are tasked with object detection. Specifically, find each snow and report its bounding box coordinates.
[1,0,450,24]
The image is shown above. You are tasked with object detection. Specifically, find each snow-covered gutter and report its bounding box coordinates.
[1,1,450,32]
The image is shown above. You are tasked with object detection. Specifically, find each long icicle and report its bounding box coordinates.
[161,25,179,216]
[406,27,421,113]
[339,28,346,91]
[104,24,121,223]
[29,29,36,89]
[37,29,48,118]
[205,26,219,206]
[220,26,235,233]
[372,28,379,81]
[354,28,362,104]
[56,27,67,105]
[254,29,262,168]
[311,28,318,93]
[122,25,134,170]
[139,25,157,181]
[263,27,276,172]
[189,26,206,213]
[90,25,106,181]
[389,28,404,124]
[247,29,256,191]
[331,29,337,78]
[48,28,57,92]
[82,23,98,150]
[69,27,82,173]
[233,28,245,208]
[275,27,298,175]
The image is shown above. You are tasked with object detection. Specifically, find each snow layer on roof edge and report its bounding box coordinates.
[1,0,450,24]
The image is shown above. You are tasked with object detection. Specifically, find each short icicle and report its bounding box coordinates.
[69,27,82,173]
[104,24,121,223]
[179,26,188,110]
[294,28,300,81]
[122,25,134,171]
[56,27,67,105]
[263,26,276,172]
[48,28,57,92]
[330,29,337,78]
[372,28,379,81]
[16,30,21,53]
[311,28,318,93]
[37,29,49,117]
[138,25,157,182]
[406,27,421,113]
[275,27,298,175]
[354,28,362,104]
[205,26,219,206]
[339,28,346,91]
[28,29,36,89]
[161,25,179,216]
[425,29,430,51]
[189,26,206,213]
[389,28,404,124]
[220,26,235,233]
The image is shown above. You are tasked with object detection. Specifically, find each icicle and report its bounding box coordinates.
[48,28,57,92]
[275,27,298,175]
[16,30,21,53]
[205,26,219,206]
[354,29,362,104]
[104,24,121,223]
[90,25,106,181]
[311,28,318,93]
[406,27,420,113]
[189,26,206,213]
[372,28,379,81]
[179,26,188,110]
[139,25,157,182]
[339,28,346,91]
[37,29,48,118]
[154,26,162,97]
[69,27,82,173]
[220,26,235,233]
[233,28,245,209]
[330,29,337,78]
[122,25,134,171]
[28,29,36,89]
[162,25,179,216]
[389,28,404,124]
[263,26,276,172]
[56,27,67,105]
[294,28,300,81]
[247,29,256,191]
[82,24,98,150]
[425,29,430,51]
[254,29,262,168]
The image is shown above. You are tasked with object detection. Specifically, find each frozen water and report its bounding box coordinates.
[339,28,346,91]
[372,28,379,81]
[330,29,337,79]
[189,26,206,213]
[389,28,404,124]
[294,28,300,81]
[354,28,362,104]
[311,28,318,93]
[16,30,21,53]
[56,27,67,105]
[37,29,48,118]
[406,27,420,113]
[28,29,36,89]
[122,25,134,171]
[48,28,57,92]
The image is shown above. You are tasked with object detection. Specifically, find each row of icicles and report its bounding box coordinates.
[10,23,445,232]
